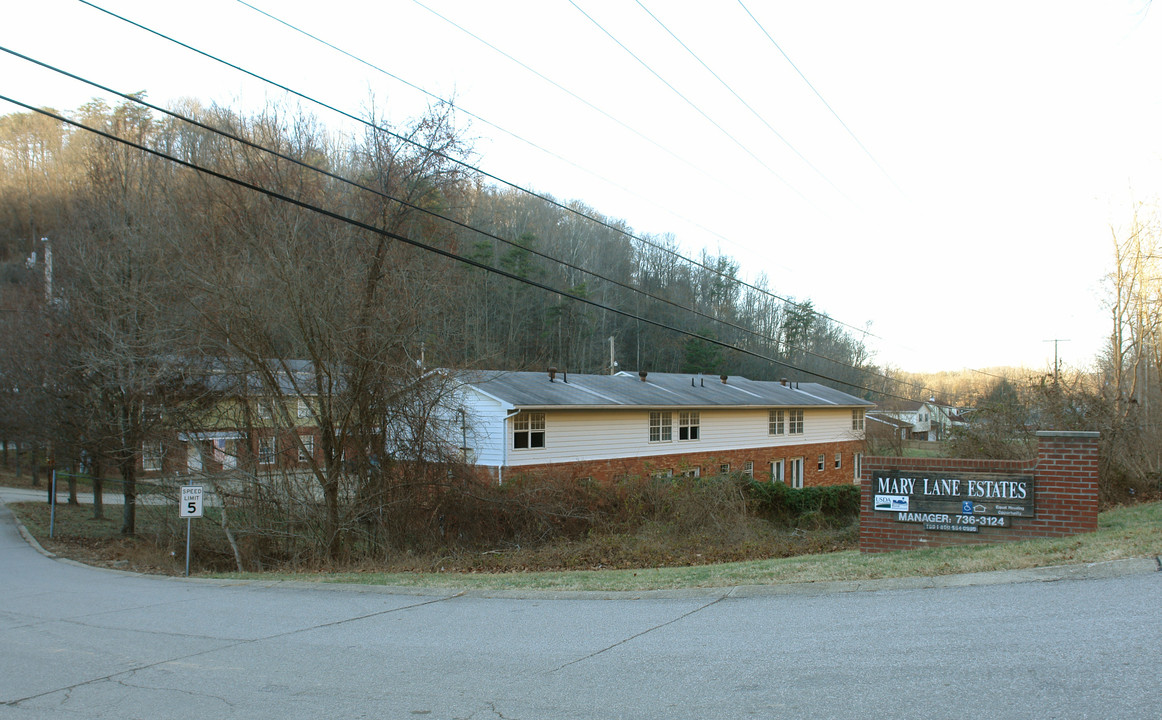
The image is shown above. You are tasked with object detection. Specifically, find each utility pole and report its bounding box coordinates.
[42,237,52,304]
[1043,338,1070,383]
[608,336,618,375]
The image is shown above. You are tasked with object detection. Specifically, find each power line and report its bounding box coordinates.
[736,0,902,194]
[74,0,888,344]
[0,95,929,404]
[0,43,844,379]
[567,0,810,205]
[634,0,848,202]
[232,0,755,274]
[0,44,939,399]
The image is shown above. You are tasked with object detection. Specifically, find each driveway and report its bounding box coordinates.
[2,493,1160,719]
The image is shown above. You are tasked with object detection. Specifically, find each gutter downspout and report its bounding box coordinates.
[500,408,522,485]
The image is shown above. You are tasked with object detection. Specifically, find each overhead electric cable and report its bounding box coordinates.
[1,95,930,403]
[633,0,848,201]
[233,1,751,266]
[0,44,937,397]
[74,0,886,344]
[407,0,751,200]
[566,0,809,204]
[736,0,902,193]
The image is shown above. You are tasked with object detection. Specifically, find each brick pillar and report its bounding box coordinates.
[859,430,1100,552]
[1028,430,1100,535]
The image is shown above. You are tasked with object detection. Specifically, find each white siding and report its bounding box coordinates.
[504,407,863,467]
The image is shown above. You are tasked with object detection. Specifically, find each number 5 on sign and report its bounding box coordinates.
[180,485,204,518]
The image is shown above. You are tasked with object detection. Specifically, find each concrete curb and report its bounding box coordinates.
[4,493,1158,600]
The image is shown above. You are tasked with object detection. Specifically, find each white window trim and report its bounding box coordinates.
[299,435,314,463]
[789,409,804,435]
[678,411,700,441]
[771,459,784,484]
[258,437,276,465]
[649,411,673,443]
[513,412,546,450]
[768,409,784,436]
[142,441,164,472]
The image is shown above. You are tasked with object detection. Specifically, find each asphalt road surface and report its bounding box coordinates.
[2,495,1159,719]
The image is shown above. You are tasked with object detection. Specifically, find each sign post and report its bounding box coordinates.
[179,485,204,577]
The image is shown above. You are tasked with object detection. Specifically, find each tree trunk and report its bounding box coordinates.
[324,476,341,562]
[30,441,40,487]
[67,469,78,505]
[92,455,104,520]
[120,458,137,536]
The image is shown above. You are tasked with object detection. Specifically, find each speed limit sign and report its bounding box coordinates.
[180,485,204,518]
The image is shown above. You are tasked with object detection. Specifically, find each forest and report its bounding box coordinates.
[1,97,1158,567]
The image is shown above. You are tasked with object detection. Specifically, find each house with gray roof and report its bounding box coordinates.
[449,369,873,487]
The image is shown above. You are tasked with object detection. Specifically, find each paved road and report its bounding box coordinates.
[2,495,1160,719]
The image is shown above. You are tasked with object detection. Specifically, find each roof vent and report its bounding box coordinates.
[638,370,648,382]
[720,374,728,384]
[548,367,557,382]
[780,378,788,386]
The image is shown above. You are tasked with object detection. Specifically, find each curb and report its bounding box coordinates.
[4,494,1159,600]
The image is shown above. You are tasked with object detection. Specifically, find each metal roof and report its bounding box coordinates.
[459,370,875,410]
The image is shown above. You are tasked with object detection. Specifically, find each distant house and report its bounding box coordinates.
[138,360,323,478]
[449,369,873,487]
[868,398,963,442]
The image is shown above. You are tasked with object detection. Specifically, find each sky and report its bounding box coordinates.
[4,0,1162,374]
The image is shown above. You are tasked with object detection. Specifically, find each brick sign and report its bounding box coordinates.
[871,471,1034,533]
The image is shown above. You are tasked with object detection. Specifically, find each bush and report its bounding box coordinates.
[746,480,860,526]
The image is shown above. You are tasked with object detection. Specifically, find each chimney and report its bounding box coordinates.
[720,374,728,384]
[548,367,557,382]
[638,370,648,382]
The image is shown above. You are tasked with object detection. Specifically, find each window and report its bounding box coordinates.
[852,408,865,431]
[853,452,863,484]
[143,441,164,472]
[743,460,754,477]
[835,453,842,469]
[768,409,784,435]
[257,400,273,421]
[650,468,674,479]
[513,412,546,449]
[299,435,314,463]
[817,454,825,471]
[771,459,785,484]
[719,463,731,474]
[649,411,672,443]
[681,467,700,478]
[789,457,804,489]
[789,409,804,434]
[678,411,700,441]
[298,399,312,419]
[258,437,276,465]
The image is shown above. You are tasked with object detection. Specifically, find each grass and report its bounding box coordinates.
[230,501,1157,592]
[7,465,1160,591]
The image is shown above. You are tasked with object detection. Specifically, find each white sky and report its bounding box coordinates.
[4,0,1162,374]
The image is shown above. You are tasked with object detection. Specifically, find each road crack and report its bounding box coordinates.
[2,591,464,708]
[546,589,735,673]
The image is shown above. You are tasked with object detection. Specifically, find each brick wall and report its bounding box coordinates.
[859,431,1099,553]
[500,439,865,486]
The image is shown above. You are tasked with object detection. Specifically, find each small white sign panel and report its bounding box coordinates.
[180,485,204,518]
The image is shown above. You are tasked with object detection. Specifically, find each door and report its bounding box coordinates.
[789,457,804,489]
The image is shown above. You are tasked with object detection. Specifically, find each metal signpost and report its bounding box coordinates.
[179,485,204,577]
